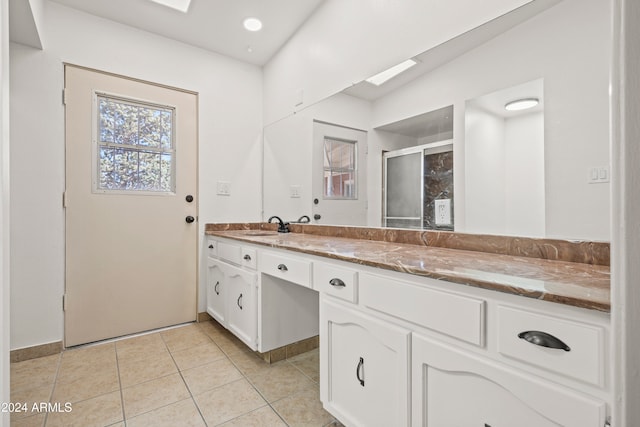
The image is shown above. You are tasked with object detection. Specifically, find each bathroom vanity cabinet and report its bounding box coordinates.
[205,231,611,427]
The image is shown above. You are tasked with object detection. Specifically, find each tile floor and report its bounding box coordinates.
[10,321,343,427]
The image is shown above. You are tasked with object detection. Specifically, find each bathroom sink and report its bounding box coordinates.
[242,231,279,237]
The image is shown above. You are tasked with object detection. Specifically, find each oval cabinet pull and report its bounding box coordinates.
[518,330,571,351]
[243,254,252,261]
[356,357,365,386]
[277,264,288,272]
[329,278,346,288]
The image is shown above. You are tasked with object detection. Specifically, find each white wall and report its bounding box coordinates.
[263,0,531,125]
[10,2,262,349]
[504,112,545,236]
[370,0,610,240]
[1,0,10,422]
[464,106,507,234]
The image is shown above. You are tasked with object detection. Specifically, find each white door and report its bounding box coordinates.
[224,263,257,350]
[320,297,410,427]
[411,334,606,427]
[64,65,198,346]
[312,121,367,225]
[206,259,227,325]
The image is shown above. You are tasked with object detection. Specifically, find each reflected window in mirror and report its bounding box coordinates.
[323,137,357,199]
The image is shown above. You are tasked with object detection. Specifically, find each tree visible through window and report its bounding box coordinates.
[97,95,175,192]
[323,137,357,199]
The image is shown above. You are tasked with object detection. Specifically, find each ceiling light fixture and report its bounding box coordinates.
[243,17,263,32]
[504,98,539,111]
[365,59,418,86]
[148,0,191,13]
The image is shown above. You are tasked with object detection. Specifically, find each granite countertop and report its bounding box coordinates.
[205,225,610,313]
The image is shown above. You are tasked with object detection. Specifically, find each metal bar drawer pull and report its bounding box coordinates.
[277,264,288,271]
[243,254,252,261]
[518,330,571,351]
[356,357,365,386]
[214,281,220,295]
[237,294,243,309]
[329,278,346,288]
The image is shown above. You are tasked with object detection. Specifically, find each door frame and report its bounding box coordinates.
[63,63,200,346]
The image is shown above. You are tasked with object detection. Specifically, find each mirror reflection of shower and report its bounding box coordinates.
[378,105,454,230]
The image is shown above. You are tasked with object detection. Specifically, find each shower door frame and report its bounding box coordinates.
[382,139,453,229]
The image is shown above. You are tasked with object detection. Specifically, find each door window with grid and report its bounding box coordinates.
[323,137,357,199]
[95,94,175,193]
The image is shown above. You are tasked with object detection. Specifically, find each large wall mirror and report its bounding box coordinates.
[263,0,610,241]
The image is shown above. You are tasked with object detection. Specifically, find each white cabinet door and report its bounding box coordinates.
[412,334,607,427]
[206,258,226,324]
[225,263,258,350]
[320,297,410,427]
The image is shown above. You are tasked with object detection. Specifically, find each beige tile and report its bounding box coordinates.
[11,341,62,363]
[249,363,315,402]
[9,383,54,420]
[182,357,243,396]
[271,386,334,427]
[289,349,320,383]
[118,351,178,388]
[171,342,226,371]
[10,354,60,393]
[9,413,45,427]
[51,364,119,403]
[219,406,287,427]
[212,332,253,356]
[122,373,189,418]
[197,320,227,339]
[56,344,117,387]
[46,391,123,427]
[161,324,211,353]
[285,336,319,359]
[116,333,167,362]
[61,342,116,366]
[227,350,273,377]
[194,379,266,426]
[126,398,205,427]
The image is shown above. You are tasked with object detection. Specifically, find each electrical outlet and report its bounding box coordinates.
[434,199,452,225]
[217,181,231,196]
[290,185,301,198]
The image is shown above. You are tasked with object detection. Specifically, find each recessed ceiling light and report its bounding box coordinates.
[504,98,539,111]
[148,0,191,13]
[243,18,263,32]
[365,59,418,86]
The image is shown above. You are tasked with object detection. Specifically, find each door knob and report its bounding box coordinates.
[185,216,195,224]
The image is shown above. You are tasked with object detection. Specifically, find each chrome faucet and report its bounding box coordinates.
[268,216,290,233]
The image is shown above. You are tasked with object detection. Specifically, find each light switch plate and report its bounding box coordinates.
[290,185,301,198]
[217,181,231,195]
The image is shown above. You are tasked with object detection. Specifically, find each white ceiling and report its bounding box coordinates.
[48,0,325,65]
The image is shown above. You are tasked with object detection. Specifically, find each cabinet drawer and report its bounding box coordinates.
[313,262,358,303]
[217,241,241,264]
[359,273,485,346]
[496,305,604,386]
[240,247,257,270]
[260,251,312,288]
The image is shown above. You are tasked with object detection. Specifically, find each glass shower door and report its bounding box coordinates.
[383,150,423,229]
